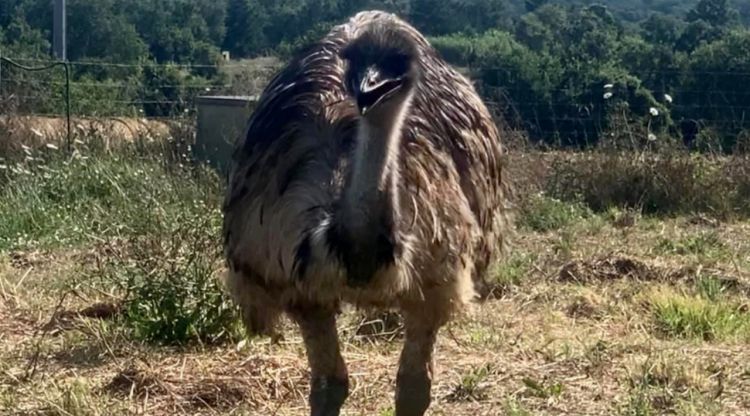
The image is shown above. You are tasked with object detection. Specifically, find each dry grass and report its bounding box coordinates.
[2,214,750,415]
[2,142,750,415]
[0,115,173,153]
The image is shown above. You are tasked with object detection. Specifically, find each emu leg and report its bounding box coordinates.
[395,313,440,416]
[292,307,349,416]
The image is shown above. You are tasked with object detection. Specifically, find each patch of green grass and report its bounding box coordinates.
[467,326,504,347]
[622,354,720,416]
[649,289,750,341]
[518,193,592,232]
[580,339,611,371]
[552,228,576,259]
[493,253,537,288]
[38,378,132,416]
[504,398,533,416]
[42,379,101,416]
[447,364,493,402]
[521,377,564,399]
[545,150,750,218]
[694,275,735,301]
[654,231,727,260]
[619,391,655,416]
[0,142,221,251]
[0,386,17,413]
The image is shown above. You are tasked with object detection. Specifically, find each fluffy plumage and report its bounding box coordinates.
[221,10,509,416]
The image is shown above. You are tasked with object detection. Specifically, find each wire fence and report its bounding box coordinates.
[1,57,749,147]
[0,56,72,151]
[0,56,274,120]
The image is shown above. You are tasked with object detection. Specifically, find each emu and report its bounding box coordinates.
[222,10,507,416]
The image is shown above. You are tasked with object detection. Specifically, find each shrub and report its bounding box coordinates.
[110,211,241,345]
[545,149,750,217]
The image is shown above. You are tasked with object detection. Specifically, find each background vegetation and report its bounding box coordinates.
[2,2,750,415]
[1,0,749,150]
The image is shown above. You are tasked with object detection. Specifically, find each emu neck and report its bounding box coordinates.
[335,94,413,285]
[342,110,403,235]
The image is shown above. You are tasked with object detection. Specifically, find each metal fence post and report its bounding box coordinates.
[53,0,67,61]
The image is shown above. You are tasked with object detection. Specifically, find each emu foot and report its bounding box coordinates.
[395,371,431,416]
[310,376,349,416]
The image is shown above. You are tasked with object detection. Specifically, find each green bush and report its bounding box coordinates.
[111,211,241,345]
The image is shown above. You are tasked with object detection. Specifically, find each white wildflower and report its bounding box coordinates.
[648,133,657,141]
[664,94,673,103]
[46,143,59,150]
[649,107,660,117]
[604,83,614,89]
[603,92,614,100]
[0,164,7,170]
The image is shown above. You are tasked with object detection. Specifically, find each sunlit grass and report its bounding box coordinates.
[517,193,592,232]
[648,287,750,341]
[0,143,222,251]
[0,136,239,345]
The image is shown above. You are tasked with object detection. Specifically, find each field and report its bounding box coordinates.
[1,130,750,416]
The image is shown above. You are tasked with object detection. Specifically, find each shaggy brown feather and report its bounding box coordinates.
[222,10,510,416]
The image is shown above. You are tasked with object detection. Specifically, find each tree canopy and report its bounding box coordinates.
[0,0,748,150]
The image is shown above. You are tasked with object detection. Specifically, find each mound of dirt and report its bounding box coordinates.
[559,254,658,283]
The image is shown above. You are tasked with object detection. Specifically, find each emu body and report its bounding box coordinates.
[223,10,507,416]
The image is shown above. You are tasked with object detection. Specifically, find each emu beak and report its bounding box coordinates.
[356,66,405,116]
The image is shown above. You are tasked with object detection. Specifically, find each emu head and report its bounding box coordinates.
[341,24,421,117]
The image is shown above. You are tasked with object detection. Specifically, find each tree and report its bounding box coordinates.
[641,13,683,46]
[224,0,269,57]
[524,0,549,13]
[65,0,148,64]
[410,0,510,35]
[687,0,737,28]
[514,4,568,53]
[737,1,750,25]
[679,30,750,150]
[0,15,49,57]
[676,19,721,52]
[122,0,225,66]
